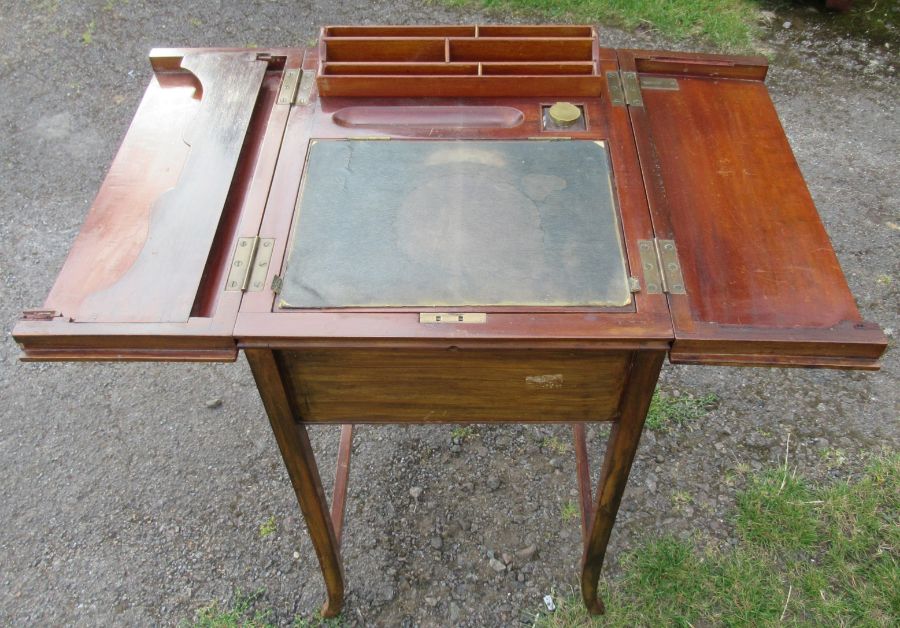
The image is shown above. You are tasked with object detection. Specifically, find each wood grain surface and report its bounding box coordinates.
[277,348,631,423]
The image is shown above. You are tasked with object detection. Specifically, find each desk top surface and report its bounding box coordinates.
[280,139,630,309]
[12,27,887,369]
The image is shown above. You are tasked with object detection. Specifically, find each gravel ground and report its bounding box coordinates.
[0,2,897,626]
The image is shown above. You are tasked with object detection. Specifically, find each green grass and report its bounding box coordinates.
[533,451,899,626]
[543,435,570,454]
[561,500,580,522]
[189,589,273,628]
[445,0,762,49]
[644,389,718,432]
[451,425,476,441]
[187,589,343,628]
[258,516,276,539]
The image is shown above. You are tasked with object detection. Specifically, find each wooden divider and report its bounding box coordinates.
[317,25,602,97]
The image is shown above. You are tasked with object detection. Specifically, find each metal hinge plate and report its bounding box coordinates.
[656,239,686,294]
[605,70,625,107]
[296,70,316,105]
[621,71,644,107]
[607,71,679,108]
[636,239,686,295]
[277,69,301,105]
[225,237,275,292]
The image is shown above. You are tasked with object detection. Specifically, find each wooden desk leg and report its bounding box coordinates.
[572,423,593,545]
[331,424,354,545]
[246,349,345,618]
[580,351,664,615]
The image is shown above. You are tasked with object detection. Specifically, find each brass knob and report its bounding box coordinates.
[548,101,581,127]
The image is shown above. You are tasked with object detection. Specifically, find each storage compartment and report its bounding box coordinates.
[316,25,602,97]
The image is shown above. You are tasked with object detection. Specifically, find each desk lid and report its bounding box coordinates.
[620,49,886,369]
[13,48,302,361]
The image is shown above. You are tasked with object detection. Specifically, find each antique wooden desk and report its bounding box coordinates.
[14,26,886,617]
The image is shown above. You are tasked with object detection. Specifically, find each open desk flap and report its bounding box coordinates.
[619,50,886,369]
[14,48,298,361]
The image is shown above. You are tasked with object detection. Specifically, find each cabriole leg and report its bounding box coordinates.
[246,349,345,618]
[580,351,664,615]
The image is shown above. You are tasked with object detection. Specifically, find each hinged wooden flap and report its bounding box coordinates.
[13,48,302,361]
[619,49,886,369]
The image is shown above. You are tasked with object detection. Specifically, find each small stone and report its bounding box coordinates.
[449,602,461,622]
[377,585,396,602]
[425,596,439,607]
[814,437,830,449]
[501,552,513,565]
[486,476,501,491]
[293,551,300,559]
[645,473,658,494]
[782,21,792,29]
[489,557,506,572]
[205,399,222,409]
[430,536,443,550]
[409,486,423,499]
[549,458,563,470]
[515,544,537,561]
[655,454,665,464]
[449,444,462,454]
[517,572,525,582]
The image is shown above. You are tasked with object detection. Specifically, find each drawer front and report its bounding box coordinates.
[277,348,632,423]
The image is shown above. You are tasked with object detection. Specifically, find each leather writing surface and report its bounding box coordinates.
[279,139,631,309]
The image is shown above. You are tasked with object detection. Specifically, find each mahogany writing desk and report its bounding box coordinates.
[13,26,886,617]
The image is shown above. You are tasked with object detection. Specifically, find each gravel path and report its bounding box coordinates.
[1,2,896,626]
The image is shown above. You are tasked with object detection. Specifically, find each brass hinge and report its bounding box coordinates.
[606,71,679,108]
[225,237,275,292]
[296,70,316,105]
[621,71,644,107]
[271,274,283,294]
[636,239,686,295]
[277,69,301,105]
[605,70,625,106]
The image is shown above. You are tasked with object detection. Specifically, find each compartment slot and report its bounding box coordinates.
[448,37,594,62]
[322,62,479,76]
[323,38,446,62]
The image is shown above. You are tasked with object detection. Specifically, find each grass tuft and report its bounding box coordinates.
[451,425,476,441]
[561,500,580,523]
[189,589,272,628]
[258,516,277,539]
[533,450,899,626]
[645,389,718,432]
